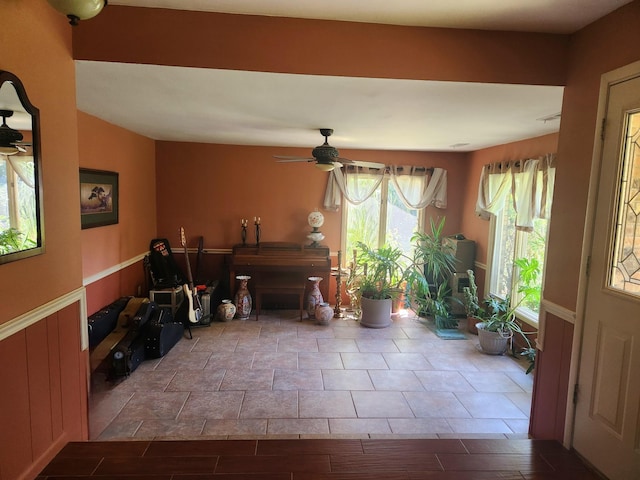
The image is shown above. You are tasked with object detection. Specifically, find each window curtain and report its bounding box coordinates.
[390,166,447,209]
[323,166,385,211]
[323,165,448,211]
[4,154,35,188]
[475,153,556,231]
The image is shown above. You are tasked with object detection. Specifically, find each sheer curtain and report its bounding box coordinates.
[475,153,556,231]
[5,154,35,188]
[323,165,448,211]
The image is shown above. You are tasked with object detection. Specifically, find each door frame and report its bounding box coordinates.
[566,59,640,448]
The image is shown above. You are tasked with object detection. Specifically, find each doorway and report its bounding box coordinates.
[573,62,640,479]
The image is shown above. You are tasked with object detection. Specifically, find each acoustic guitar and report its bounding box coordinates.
[180,227,203,324]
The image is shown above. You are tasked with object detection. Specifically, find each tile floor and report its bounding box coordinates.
[89,310,534,440]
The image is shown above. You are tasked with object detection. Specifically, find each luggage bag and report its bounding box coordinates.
[144,308,184,358]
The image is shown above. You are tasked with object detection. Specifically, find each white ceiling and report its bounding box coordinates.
[75,1,631,153]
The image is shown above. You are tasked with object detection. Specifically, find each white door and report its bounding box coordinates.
[573,71,640,479]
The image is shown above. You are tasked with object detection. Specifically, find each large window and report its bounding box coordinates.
[478,155,555,324]
[489,201,549,321]
[343,176,421,260]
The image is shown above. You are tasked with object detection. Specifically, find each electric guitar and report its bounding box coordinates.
[180,227,203,324]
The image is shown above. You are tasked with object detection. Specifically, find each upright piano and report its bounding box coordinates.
[227,242,331,303]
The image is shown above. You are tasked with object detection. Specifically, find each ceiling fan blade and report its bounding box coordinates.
[339,157,385,169]
[274,155,315,161]
[275,158,315,163]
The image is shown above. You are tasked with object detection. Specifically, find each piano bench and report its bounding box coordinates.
[254,280,306,321]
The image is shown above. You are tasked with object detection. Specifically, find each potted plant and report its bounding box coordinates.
[474,260,538,373]
[410,217,457,291]
[355,242,408,328]
[405,217,457,321]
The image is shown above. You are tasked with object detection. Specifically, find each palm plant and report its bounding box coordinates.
[410,217,456,288]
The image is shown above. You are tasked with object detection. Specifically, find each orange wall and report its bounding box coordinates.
[155,142,468,252]
[77,113,156,314]
[74,7,568,86]
[0,0,83,323]
[545,1,640,309]
[78,112,157,280]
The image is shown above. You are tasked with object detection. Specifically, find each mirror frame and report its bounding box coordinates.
[0,70,45,265]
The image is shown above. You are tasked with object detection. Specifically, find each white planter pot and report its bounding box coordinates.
[360,296,392,328]
[476,322,510,355]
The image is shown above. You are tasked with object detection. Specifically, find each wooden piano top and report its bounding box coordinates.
[229,242,330,267]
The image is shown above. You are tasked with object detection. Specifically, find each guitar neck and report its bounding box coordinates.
[183,248,195,290]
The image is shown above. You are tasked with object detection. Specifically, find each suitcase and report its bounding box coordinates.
[88,297,131,349]
[108,328,147,378]
[144,308,184,358]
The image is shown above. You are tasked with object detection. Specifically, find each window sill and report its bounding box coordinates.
[514,306,539,330]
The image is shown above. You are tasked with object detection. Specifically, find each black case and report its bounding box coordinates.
[109,329,147,378]
[108,301,158,379]
[144,308,184,358]
[88,297,131,349]
[130,301,157,331]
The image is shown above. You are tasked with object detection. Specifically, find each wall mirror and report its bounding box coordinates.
[0,71,44,264]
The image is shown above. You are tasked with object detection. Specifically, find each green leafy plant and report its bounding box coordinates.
[0,227,35,254]
[514,257,541,310]
[410,217,456,287]
[479,293,537,374]
[355,242,408,300]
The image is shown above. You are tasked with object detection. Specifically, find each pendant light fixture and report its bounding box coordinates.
[46,0,107,26]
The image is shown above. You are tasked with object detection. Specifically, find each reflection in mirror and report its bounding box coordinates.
[0,71,44,264]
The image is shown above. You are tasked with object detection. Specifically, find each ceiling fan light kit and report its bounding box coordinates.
[276,128,384,171]
[46,0,107,26]
[0,110,23,156]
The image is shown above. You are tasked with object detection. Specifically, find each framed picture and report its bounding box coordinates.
[79,168,119,229]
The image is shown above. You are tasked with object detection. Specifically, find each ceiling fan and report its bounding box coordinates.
[0,110,30,155]
[275,128,385,171]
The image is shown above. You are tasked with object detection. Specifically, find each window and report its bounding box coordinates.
[0,154,39,253]
[477,155,555,324]
[489,201,548,321]
[325,165,447,268]
[343,176,422,262]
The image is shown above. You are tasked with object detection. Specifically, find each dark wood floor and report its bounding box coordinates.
[37,438,603,479]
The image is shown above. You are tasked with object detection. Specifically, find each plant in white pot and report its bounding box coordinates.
[355,242,408,328]
[475,264,538,374]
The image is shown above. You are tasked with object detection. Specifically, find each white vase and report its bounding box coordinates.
[315,302,333,325]
[217,299,236,322]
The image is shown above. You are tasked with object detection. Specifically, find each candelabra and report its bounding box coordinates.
[241,219,248,245]
[332,250,347,318]
[254,216,261,245]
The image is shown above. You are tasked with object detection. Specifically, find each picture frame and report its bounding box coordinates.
[79,168,119,229]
